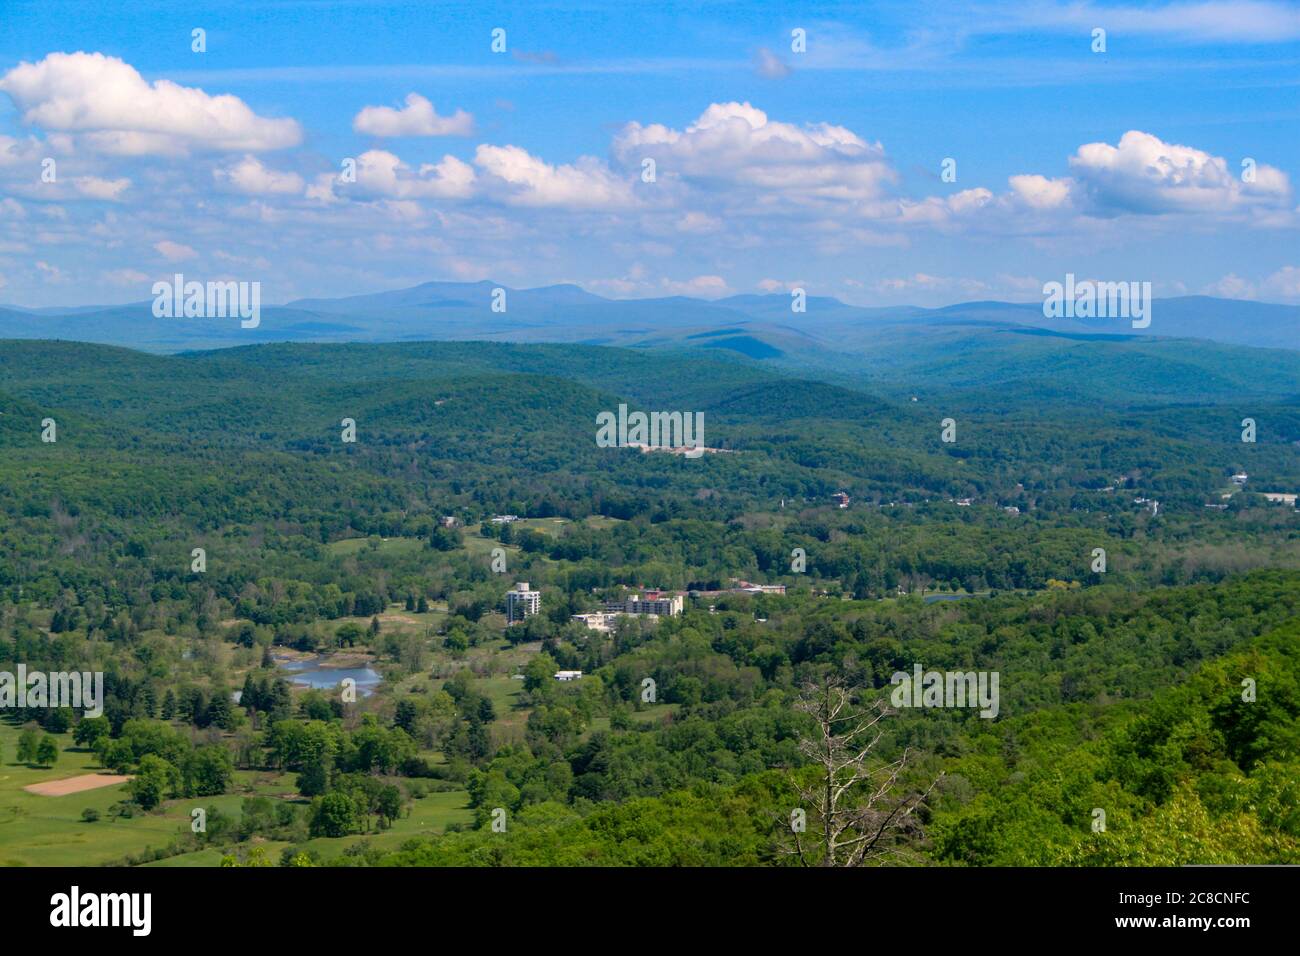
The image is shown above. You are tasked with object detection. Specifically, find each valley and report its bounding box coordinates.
[0,334,1296,866]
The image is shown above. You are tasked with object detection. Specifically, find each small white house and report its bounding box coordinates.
[554,670,583,681]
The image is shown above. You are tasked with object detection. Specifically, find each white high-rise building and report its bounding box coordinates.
[506,581,540,623]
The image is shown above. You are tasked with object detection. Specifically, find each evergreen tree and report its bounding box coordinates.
[394,699,419,734]
[269,680,294,725]
[240,674,258,713]
[207,691,235,731]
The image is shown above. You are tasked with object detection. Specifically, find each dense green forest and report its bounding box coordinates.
[0,337,1295,867]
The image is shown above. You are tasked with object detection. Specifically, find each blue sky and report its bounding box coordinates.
[1,0,1298,307]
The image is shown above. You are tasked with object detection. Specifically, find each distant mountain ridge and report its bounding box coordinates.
[0,282,1294,405]
[3,280,1292,352]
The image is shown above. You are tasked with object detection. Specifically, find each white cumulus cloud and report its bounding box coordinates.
[155,240,197,262]
[474,144,635,209]
[1008,174,1072,210]
[353,93,474,137]
[215,156,305,195]
[613,101,897,205]
[1067,130,1290,216]
[337,149,477,201]
[0,52,302,153]
[71,176,130,200]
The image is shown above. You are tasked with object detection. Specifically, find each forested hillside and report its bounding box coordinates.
[0,337,1295,867]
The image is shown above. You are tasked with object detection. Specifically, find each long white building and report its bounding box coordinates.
[603,591,684,617]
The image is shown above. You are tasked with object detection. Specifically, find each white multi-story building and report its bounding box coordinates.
[506,581,540,623]
[603,591,684,617]
[629,593,682,616]
[571,612,623,633]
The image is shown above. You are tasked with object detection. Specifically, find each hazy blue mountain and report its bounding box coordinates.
[1,283,1293,389]
[924,296,1297,350]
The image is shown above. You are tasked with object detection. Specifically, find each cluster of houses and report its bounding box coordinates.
[1217,473,1296,509]
[1134,496,1160,516]
[506,578,789,638]
[832,492,1032,514]
[626,442,730,456]
[442,514,520,528]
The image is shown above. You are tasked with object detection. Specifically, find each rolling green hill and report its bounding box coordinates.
[0,334,1295,869]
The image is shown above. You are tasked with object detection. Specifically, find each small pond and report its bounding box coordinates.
[276,655,382,696]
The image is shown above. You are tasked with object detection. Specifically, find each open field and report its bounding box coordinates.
[145,786,474,867]
[0,719,476,867]
[24,773,132,797]
[0,722,168,867]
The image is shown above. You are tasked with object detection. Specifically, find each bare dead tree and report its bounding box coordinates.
[781,676,942,866]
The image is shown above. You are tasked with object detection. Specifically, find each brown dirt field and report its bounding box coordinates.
[23,773,132,796]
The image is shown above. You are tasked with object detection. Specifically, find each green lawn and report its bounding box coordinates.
[0,721,172,866]
[146,787,474,866]
[462,528,517,558]
[587,703,679,738]
[0,721,474,867]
